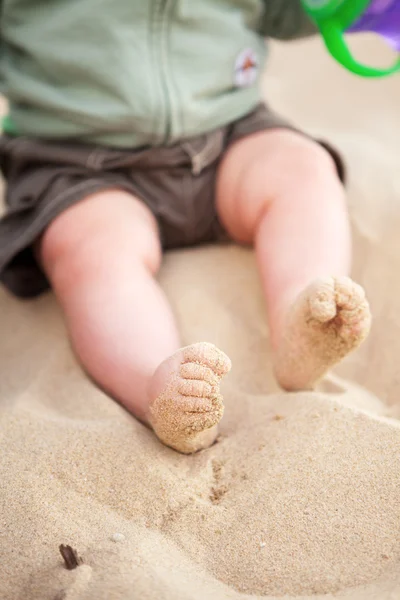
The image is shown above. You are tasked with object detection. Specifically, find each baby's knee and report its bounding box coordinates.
[39,192,162,285]
[39,204,97,277]
[220,130,342,242]
[246,133,343,222]
[270,131,340,184]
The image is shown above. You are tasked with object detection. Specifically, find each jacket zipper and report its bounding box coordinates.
[154,0,173,144]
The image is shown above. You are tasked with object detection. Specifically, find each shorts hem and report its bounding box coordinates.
[0,179,134,298]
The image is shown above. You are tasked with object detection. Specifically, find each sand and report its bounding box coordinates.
[1,35,400,600]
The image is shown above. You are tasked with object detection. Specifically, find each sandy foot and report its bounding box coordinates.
[274,277,371,391]
[148,342,231,454]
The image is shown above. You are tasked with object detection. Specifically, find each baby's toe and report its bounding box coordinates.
[334,277,366,311]
[333,278,371,337]
[179,395,223,430]
[182,343,231,376]
[178,394,215,414]
[307,278,337,323]
[180,362,219,386]
[178,378,214,399]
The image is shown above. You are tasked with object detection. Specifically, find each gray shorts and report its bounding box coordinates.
[0,103,345,298]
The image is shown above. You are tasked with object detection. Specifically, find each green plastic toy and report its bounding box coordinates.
[301,0,400,77]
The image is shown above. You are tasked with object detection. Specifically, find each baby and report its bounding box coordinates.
[0,1,371,453]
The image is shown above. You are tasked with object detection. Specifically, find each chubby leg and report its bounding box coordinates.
[39,190,230,452]
[217,129,371,390]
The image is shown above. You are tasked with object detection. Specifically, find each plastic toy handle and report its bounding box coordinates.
[320,21,400,77]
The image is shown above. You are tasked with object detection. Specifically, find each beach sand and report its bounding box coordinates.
[1,36,399,600]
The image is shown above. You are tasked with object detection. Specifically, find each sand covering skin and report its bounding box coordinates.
[0,36,400,600]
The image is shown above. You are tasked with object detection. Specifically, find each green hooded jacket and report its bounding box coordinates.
[0,0,315,147]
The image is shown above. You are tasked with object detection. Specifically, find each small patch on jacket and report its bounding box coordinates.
[234,48,258,87]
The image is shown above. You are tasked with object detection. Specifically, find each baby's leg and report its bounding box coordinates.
[217,129,371,390]
[39,190,230,452]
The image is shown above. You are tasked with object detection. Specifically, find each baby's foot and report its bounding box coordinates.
[147,343,231,454]
[274,277,371,391]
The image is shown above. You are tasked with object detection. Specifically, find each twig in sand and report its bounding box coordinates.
[59,544,83,570]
